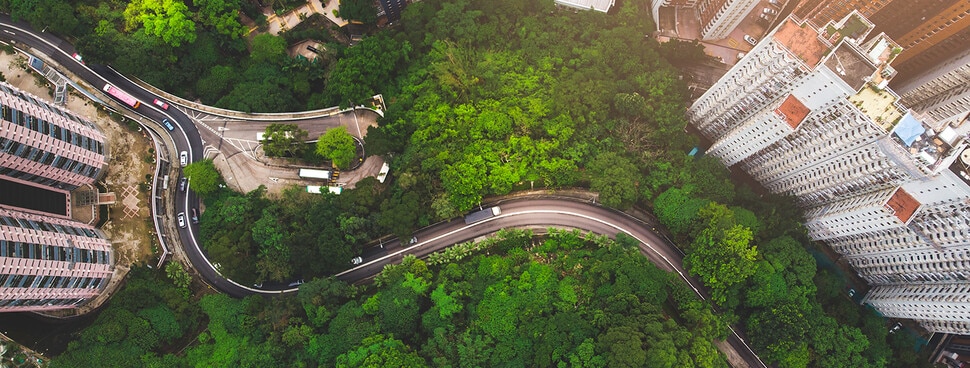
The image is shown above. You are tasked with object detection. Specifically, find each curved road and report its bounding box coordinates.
[0,19,766,368]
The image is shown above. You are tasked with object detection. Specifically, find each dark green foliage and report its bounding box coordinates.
[51,267,199,368]
[338,0,378,24]
[261,123,310,158]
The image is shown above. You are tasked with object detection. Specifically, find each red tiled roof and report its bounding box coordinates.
[775,95,811,129]
[772,18,829,68]
[886,188,920,224]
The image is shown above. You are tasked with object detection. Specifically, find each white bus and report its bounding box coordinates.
[299,168,331,180]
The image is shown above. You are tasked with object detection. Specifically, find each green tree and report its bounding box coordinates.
[587,151,640,209]
[336,334,428,367]
[316,126,358,169]
[337,0,378,24]
[164,261,191,291]
[653,187,709,235]
[250,33,287,64]
[182,159,222,197]
[193,0,246,39]
[261,124,309,157]
[684,223,758,305]
[124,0,197,47]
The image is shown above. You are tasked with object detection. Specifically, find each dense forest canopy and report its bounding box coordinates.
[54,230,736,367]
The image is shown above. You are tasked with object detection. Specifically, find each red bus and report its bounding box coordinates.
[102,83,141,109]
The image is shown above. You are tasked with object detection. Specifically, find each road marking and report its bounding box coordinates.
[2,30,14,35]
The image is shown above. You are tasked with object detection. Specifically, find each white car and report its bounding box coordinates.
[763,7,777,15]
[744,35,758,46]
[179,151,187,166]
[351,256,363,265]
[177,212,186,228]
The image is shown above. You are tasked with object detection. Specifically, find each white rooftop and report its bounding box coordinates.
[555,0,614,13]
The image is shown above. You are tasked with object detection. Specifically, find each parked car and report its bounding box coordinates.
[737,52,746,60]
[162,118,175,131]
[768,0,781,7]
[351,256,363,265]
[763,7,777,15]
[177,212,186,228]
[408,236,418,245]
[71,53,84,64]
[744,35,758,46]
[179,177,187,192]
[179,151,187,166]
[288,279,304,287]
[153,99,169,110]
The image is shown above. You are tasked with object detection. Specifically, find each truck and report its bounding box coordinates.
[464,206,501,225]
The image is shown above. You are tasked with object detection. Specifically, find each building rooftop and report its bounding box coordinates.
[822,11,874,44]
[824,42,877,91]
[554,0,614,13]
[775,95,811,129]
[848,85,904,130]
[885,187,920,224]
[772,18,830,68]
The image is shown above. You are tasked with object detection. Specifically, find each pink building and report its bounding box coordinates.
[0,82,113,312]
[0,207,113,311]
[0,82,107,190]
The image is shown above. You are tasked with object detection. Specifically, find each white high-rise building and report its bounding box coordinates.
[689,12,970,334]
[650,0,759,40]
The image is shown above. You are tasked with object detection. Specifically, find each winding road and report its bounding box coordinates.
[0,17,767,368]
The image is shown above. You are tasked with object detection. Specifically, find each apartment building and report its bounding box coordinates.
[0,207,114,311]
[0,82,113,312]
[789,0,970,87]
[688,12,970,334]
[651,0,760,40]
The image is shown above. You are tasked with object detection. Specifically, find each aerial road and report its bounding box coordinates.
[0,18,766,368]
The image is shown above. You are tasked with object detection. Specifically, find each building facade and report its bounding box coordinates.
[0,207,113,311]
[0,83,107,192]
[689,13,970,334]
[650,0,759,40]
[0,82,112,312]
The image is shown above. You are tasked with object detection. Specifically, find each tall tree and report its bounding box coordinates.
[316,126,358,169]
[124,0,197,47]
[182,159,223,196]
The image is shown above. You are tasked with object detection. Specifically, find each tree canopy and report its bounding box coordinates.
[316,126,358,169]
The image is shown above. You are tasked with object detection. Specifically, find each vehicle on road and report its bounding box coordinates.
[409,236,418,244]
[298,168,331,180]
[179,177,187,192]
[102,83,141,108]
[179,151,187,166]
[744,35,758,46]
[288,279,304,287]
[464,206,502,225]
[162,118,175,131]
[71,53,83,64]
[177,212,186,228]
[351,256,363,265]
[191,208,199,224]
[153,98,169,110]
